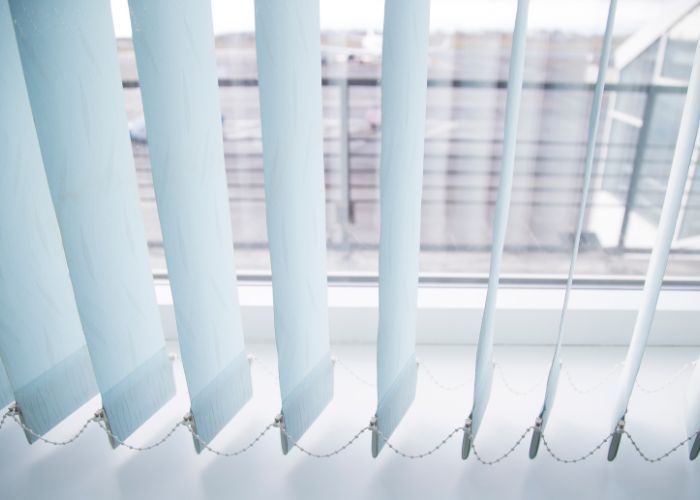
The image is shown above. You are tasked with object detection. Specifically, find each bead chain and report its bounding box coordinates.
[1,408,695,464]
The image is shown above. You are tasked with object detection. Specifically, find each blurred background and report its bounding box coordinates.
[111,0,700,284]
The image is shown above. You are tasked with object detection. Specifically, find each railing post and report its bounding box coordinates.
[617,87,657,249]
[339,78,353,226]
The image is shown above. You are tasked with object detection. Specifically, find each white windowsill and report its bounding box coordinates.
[154,283,700,346]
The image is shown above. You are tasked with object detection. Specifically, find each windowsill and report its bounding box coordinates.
[154,280,700,346]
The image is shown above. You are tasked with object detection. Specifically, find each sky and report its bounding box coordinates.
[109,0,681,38]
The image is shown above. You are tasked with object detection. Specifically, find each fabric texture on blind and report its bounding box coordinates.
[688,359,700,457]
[254,0,333,449]
[467,0,529,444]
[373,0,431,457]
[611,40,700,432]
[9,0,175,445]
[0,0,98,441]
[127,0,252,452]
[0,361,11,410]
[535,0,617,436]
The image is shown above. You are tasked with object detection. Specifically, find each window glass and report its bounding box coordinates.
[113,0,700,282]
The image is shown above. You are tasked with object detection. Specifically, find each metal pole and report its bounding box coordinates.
[617,89,657,249]
[339,79,353,226]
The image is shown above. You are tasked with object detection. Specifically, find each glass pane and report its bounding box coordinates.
[662,4,700,81]
[112,0,700,282]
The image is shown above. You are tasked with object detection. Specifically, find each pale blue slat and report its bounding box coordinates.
[536,0,617,433]
[688,360,700,453]
[612,40,700,432]
[100,347,173,441]
[190,351,252,451]
[375,0,431,455]
[9,0,175,443]
[280,354,334,444]
[14,347,97,441]
[0,361,12,410]
[127,0,252,450]
[254,0,333,446]
[0,0,97,439]
[469,0,530,440]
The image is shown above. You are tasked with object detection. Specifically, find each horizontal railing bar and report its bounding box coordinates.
[213,136,684,150]
[132,163,679,180]
[135,193,700,209]
[122,78,689,94]
[132,150,681,166]
[134,180,685,198]
[150,269,700,289]
[150,270,700,289]
[147,238,700,258]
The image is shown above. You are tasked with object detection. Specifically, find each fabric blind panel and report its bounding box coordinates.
[467,0,529,444]
[687,360,700,458]
[534,0,617,437]
[0,361,11,410]
[254,0,333,450]
[128,0,252,452]
[0,0,98,441]
[373,0,431,457]
[611,40,700,432]
[10,0,175,445]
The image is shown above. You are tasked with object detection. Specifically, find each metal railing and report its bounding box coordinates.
[123,77,698,259]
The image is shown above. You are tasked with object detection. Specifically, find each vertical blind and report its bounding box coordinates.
[688,355,700,459]
[0,0,698,461]
[609,39,700,459]
[529,0,618,459]
[373,0,431,458]
[9,0,175,446]
[0,362,11,411]
[128,0,252,452]
[254,0,334,453]
[0,0,98,442]
[463,0,529,459]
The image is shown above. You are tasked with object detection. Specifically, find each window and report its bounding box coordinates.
[112,0,700,283]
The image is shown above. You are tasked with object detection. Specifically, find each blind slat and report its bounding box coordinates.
[534,0,618,443]
[10,0,175,445]
[687,360,700,459]
[0,362,11,410]
[0,0,97,440]
[254,0,333,451]
[128,0,252,452]
[373,0,431,457]
[611,40,700,432]
[466,0,530,450]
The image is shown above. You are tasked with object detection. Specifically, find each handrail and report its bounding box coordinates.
[123,77,690,93]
